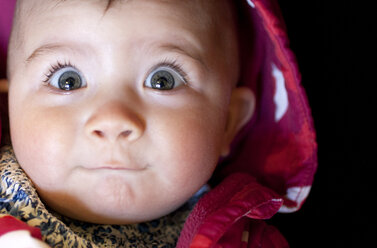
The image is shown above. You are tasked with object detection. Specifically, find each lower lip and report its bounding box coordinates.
[100,167,144,171]
[85,166,147,172]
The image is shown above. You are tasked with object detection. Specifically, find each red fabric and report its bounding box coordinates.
[177,173,284,247]
[0,215,43,240]
[247,220,289,248]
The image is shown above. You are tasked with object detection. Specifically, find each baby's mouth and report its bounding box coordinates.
[84,160,148,172]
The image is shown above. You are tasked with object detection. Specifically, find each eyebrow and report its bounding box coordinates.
[26,44,70,63]
[158,44,208,71]
[26,41,208,71]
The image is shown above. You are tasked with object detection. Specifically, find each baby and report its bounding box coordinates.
[2,0,254,246]
[1,0,317,247]
[7,0,254,223]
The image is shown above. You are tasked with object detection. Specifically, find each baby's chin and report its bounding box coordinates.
[46,199,179,225]
[58,208,168,225]
[38,186,187,225]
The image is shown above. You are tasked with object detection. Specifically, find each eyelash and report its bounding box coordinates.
[43,61,75,84]
[151,59,189,84]
[42,59,189,85]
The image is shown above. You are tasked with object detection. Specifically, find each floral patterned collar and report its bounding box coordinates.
[0,145,193,247]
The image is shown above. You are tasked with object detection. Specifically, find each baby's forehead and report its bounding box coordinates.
[14,0,236,52]
[16,1,227,41]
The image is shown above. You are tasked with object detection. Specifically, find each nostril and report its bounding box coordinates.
[93,130,105,138]
[90,129,134,140]
[120,130,132,138]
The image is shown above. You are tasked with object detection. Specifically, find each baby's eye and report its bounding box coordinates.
[144,66,185,91]
[48,67,86,91]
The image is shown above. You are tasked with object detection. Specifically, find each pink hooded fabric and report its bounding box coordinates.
[0,0,317,247]
[0,0,14,143]
[177,0,317,246]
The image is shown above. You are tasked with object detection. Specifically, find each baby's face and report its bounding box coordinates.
[8,0,239,224]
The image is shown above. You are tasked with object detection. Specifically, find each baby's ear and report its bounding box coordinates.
[0,79,8,93]
[221,87,255,157]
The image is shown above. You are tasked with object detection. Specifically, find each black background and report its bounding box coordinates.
[272,0,376,247]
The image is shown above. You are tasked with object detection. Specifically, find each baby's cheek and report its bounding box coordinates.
[157,111,223,187]
[11,106,76,187]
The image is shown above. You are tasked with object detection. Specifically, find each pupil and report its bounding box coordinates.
[59,71,81,91]
[156,77,168,88]
[151,70,174,90]
[64,77,75,89]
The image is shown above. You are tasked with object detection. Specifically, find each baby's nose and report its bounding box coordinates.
[85,102,144,143]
